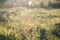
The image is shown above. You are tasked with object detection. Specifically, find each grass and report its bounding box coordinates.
[0,7,60,40]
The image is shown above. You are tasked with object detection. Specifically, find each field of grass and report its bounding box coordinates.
[0,7,60,40]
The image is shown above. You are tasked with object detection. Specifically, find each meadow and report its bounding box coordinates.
[0,7,60,40]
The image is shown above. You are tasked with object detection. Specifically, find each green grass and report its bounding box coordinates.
[0,7,60,40]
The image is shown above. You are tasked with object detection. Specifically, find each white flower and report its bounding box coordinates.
[28,1,32,6]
